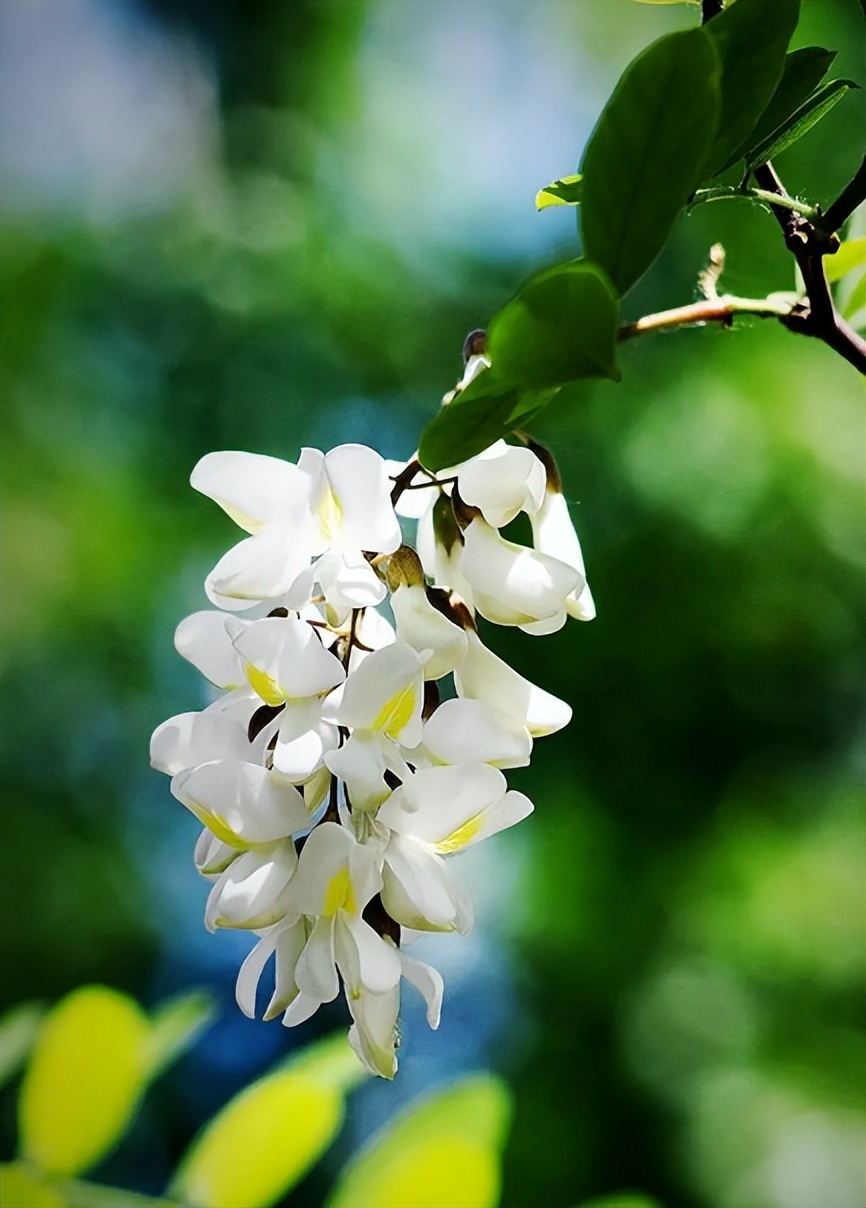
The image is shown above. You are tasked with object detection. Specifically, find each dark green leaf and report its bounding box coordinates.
[744,79,859,169]
[418,260,618,471]
[718,46,836,173]
[536,174,583,210]
[702,0,800,175]
[418,381,555,473]
[489,259,619,387]
[579,28,720,295]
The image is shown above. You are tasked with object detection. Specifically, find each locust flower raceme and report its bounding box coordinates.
[151,351,596,1078]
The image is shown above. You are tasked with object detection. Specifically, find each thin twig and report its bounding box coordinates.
[390,458,421,505]
[618,294,795,341]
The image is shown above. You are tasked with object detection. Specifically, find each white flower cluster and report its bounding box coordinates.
[150,355,594,1078]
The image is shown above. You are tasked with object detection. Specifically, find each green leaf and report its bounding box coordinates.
[19,987,151,1178]
[0,1163,68,1208]
[841,271,865,322]
[579,28,720,295]
[719,46,836,171]
[327,1074,512,1208]
[744,78,858,168]
[418,380,553,473]
[0,1002,47,1088]
[489,259,619,387]
[142,990,216,1080]
[418,260,618,471]
[824,237,866,285]
[702,0,800,175]
[536,174,583,210]
[172,1034,361,1208]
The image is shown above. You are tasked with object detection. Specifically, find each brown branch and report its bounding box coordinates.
[752,162,866,374]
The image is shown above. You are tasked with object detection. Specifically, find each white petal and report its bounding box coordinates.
[382,836,472,933]
[281,992,322,1028]
[325,730,391,813]
[457,445,546,527]
[419,698,532,769]
[335,642,426,747]
[399,949,444,1029]
[378,764,506,848]
[264,919,308,1020]
[531,489,596,622]
[205,528,311,611]
[205,842,298,931]
[174,611,245,689]
[294,914,339,1003]
[150,710,251,776]
[315,547,387,613]
[321,444,402,553]
[171,760,310,847]
[519,607,567,636]
[336,912,402,996]
[235,931,279,1018]
[191,450,313,535]
[390,584,468,680]
[194,829,237,876]
[273,708,335,782]
[232,617,345,702]
[284,821,355,916]
[303,765,332,813]
[460,518,580,628]
[346,983,400,1079]
[455,629,572,737]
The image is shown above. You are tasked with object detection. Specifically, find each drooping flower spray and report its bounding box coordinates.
[150,339,593,1078]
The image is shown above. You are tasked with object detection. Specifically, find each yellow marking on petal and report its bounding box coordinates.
[245,663,286,707]
[185,802,248,850]
[374,682,418,739]
[317,487,343,544]
[434,811,485,854]
[323,866,356,917]
[220,502,264,535]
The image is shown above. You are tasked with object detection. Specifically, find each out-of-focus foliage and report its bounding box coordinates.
[14,986,212,1183]
[172,1035,366,1208]
[327,1075,511,1208]
[0,1,863,1206]
[1,994,509,1208]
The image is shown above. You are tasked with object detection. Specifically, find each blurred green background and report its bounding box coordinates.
[1,1,863,1206]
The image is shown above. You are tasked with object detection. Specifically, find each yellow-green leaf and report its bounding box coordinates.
[0,1002,47,1088]
[842,271,865,322]
[19,987,150,1178]
[327,1075,512,1208]
[0,1163,68,1208]
[172,1038,353,1208]
[535,175,583,210]
[824,238,866,284]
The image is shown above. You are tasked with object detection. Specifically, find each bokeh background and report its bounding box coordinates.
[1,1,863,1206]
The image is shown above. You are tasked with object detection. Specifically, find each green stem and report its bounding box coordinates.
[693,186,818,218]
